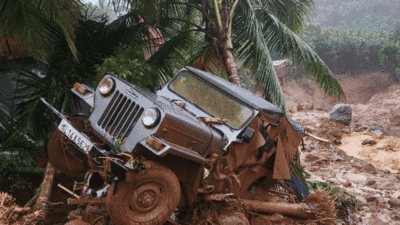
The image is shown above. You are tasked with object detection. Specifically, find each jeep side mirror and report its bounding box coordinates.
[241,127,255,143]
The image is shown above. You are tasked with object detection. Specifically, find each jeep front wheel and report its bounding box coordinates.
[106,161,181,225]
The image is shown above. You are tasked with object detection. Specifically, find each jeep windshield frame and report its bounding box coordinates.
[168,70,254,130]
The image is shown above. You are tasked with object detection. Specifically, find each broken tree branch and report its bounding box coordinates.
[239,199,316,219]
[57,184,80,198]
[304,131,330,143]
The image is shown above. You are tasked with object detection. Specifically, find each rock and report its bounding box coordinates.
[391,191,400,199]
[304,154,320,163]
[329,152,344,161]
[296,103,314,111]
[370,129,384,137]
[361,138,377,145]
[388,198,400,207]
[343,181,352,187]
[329,103,352,125]
[296,104,304,111]
[333,139,342,145]
[366,196,378,202]
[355,195,367,204]
[377,214,390,223]
[343,173,367,183]
[366,180,376,186]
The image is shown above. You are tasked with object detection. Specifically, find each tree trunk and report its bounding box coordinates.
[221,48,241,85]
[33,162,55,212]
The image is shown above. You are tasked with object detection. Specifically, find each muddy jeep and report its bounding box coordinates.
[41,67,307,225]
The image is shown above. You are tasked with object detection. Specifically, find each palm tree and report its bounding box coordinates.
[110,0,344,112]
[0,0,82,60]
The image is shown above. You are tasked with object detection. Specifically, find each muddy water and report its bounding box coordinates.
[339,132,400,173]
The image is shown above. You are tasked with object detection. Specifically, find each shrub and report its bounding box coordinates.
[379,44,400,80]
[95,44,160,90]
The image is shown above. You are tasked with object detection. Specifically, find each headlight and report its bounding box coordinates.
[142,108,161,128]
[98,77,114,96]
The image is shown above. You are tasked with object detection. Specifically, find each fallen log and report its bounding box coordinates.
[240,199,316,219]
[205,194,316,219]
[33,162,55,212]
[304,131,330,143]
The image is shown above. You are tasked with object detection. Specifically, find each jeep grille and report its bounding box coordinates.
[98,91,144,143]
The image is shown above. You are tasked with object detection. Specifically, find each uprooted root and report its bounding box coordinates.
[0,192,48,225]
[303,190,337,225]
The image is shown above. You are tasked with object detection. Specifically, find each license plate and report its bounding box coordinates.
[58,119,93,153]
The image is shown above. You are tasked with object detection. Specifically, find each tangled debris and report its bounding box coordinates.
[303,190,337,225]
[0,192,48,225]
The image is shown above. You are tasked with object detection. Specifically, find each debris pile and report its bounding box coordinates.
[0,192,47,225]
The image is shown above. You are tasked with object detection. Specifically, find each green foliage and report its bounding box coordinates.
[112,135,122,152]
[124,158,147,171]
[379,43,400,80]
[95,44,159,90]
[0,11,152,168]
[0,0,81,60]
[389,25,400,45]
[299,23,394,75]
[311,0,400,34]
[107,0,345,113]
[291,163,311,190]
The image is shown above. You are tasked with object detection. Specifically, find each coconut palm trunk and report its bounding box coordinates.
[214,0,241,86]
[221,47,241,85]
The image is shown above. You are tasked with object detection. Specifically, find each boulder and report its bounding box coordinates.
[361,139,377,145]
[329,104,352,125]
[388,198,400,207]
[370,129,384,137]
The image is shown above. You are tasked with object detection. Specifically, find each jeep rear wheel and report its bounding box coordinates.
[106,161,181,225]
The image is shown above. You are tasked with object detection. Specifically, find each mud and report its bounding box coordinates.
[339,132,400,173]
[285,72,400,224]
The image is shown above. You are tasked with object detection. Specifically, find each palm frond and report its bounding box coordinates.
[112,0,160,23]
[148,29,203,82]
[234,1,287,111]
[260,12,344,99]
[0,0,81,60]
[190,45,225,74]
[259,0,314,34]
[108,9,150,46]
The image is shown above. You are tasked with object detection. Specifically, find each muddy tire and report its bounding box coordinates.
[106,161,181,225]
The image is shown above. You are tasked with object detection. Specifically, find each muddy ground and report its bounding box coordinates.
[285,71,400,224]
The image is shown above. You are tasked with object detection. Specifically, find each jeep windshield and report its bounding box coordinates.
[169,71,253,129]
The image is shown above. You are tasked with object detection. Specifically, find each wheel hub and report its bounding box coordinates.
[128,182,162,213]
[137,190,156,208]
